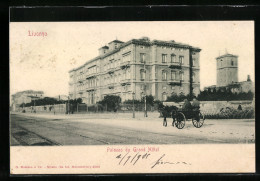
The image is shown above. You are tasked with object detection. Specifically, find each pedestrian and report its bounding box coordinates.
[238,104,242,110]
[171,106,178,127]
[162,106,168,127]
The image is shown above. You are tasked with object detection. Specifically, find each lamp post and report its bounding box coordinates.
[68,96,70,114]
[34,98,36,113]
[132,92,135,118]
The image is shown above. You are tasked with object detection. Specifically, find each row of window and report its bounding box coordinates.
[137,44,187,52]
[140,70,196,81]
[140,53,196,65]
[219,59,235,67]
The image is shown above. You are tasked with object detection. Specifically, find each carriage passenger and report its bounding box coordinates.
[192,97,200,111]
[182,99,192,111]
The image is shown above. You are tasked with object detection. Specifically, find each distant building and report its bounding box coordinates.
[69,37,201,104]
[54,95,69,101]
[204,53,254,93]
[11,90,44,111]
[216,53,238,87]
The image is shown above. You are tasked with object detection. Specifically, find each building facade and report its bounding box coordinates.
[69,37,201,104]
[204,53,254,93]
[216,53,238,87]
[11,90,44,111]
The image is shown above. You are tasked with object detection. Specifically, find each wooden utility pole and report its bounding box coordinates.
[132,92,135,118]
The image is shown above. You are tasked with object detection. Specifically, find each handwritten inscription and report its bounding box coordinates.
[115,152,191,168]
[116,152,150,166]
[151,154,191,169]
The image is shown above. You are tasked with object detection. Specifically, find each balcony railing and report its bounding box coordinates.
[167,62,182,69]
[78,91,84,94]
[120,79,131,86]
[167,79,182,86]
[107,67,115,74]
[120,61,131,69]
[86,72,97,79]
[107,83,115,89]
[86,87,95,92]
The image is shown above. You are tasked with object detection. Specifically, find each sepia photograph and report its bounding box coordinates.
[10,21,255,174]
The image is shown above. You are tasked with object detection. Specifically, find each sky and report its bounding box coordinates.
[10,21,254,97]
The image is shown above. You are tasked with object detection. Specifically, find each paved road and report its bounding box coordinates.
[10,113,255,146]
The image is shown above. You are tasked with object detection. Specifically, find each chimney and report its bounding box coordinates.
[247,75,251,81]
[98,46,109,56]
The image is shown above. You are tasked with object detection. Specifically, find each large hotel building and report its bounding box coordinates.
[69,37,201,104]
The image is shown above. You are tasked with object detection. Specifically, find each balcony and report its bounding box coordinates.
[107,83,115,89]
[86,87,95,92]
[107,67,115,74]
[78,91,84,94]
[120,79,131,86]
[167,80,182,86]
[167,62,182,69]
[120,61,131,69]
[86,72,97,79]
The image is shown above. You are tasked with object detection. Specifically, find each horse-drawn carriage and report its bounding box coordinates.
[161,105,205,129]
[172,109,205,129]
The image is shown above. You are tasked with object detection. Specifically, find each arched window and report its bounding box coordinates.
[162,70,167,80]
[162,93,167,101]
[162,54,167,63]
[179,56,184,64]
[171,70,176,80]
[231,60,234,66]
[192,72,195,82]
[171,54,176,63]
[126,68,131,79]
[140,69,146,80]
[179,71,184,81]
[140,53,145,63]
[192,58,196,66]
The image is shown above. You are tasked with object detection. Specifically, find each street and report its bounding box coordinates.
[10,113,255,146]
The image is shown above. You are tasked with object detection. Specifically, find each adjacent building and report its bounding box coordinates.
[11,90,44,111]
[204,53,254,93]
[69,37,201,104]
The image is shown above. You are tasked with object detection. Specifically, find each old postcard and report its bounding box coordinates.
[10,21,255,174]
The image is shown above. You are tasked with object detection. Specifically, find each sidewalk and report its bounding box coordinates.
[11,111,161,121]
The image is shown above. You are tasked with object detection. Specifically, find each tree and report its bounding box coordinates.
[141,95,155,106]
[123,99,142,104]
[197,89,254,101]
[166,92,188,102]
[98,95,121,112]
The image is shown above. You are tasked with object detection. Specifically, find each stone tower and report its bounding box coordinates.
[216,53,238,87]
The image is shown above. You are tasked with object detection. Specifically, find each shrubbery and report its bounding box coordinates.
[20,97,82,107]
[203,107,254,119]
[198,89,254,101]
[98,95,121,112]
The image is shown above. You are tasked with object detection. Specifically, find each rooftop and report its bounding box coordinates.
[108,40,124,44]
[99,46,109,49]
[216,53,238,59]
[69,37,201,72]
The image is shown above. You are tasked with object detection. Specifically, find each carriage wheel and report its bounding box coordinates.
[192,112,205,128]
[175,112,185,129]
